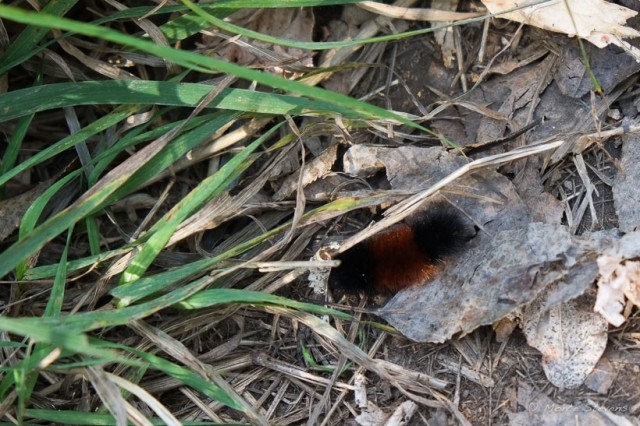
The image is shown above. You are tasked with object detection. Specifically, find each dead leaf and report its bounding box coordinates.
[355,400,418,426]
[0,181,50,242]
[594,254,628,326]
[482,0,640,61]
[522,292,608,390]
[584,354,616,394]
[594,254,640,327]
[508,381,636,425]
[613,123,640,233]
[493,314,520,343]
[379,224,615,343]
[343,145,388,178]
[273,144,337,201]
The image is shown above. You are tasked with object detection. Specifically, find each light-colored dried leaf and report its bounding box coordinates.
[594,254,627,326]
[342,145,388,178]
[273,144,337,201]
[509,381,636,425]
[85,365,127,426]
[613,125,640,233]
[354,372,368,408]
[482,0,640,61]
[493,315,519,342]
[355,402,392,426]
[0,180,49,242]
[594,253,640,326]
[523,294,608,390]
[386,401,418,425]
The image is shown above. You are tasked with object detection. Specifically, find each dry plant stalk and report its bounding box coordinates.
[333,140,564,255]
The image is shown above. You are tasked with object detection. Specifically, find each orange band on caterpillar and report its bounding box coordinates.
[329,208,473,295]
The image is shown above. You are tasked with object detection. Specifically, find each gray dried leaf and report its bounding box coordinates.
[379,223,616,343]
[613,124,640,233]
[273,145,337,201]
[594,231,640,326]
[522,292,608,390]
[0,181,49,242]
[584,355,616,394]
[508,382,636,426]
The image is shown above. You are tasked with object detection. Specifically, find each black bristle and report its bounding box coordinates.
[329,244,376,295]
[411,208,473,260]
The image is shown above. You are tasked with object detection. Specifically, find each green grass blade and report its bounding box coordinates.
[34,277,219,332]
[46,228,72,317]
[0,0,77,68]
[0,105,139,188]
[23,246,133,281]
[0,5,423,130]
[0,317,118,359]
[16,171,81,279]
[0,111,240,278]
[25,408,233,425]
[121,125,279,283]
[0,80,369,124]
[178,288,352,319]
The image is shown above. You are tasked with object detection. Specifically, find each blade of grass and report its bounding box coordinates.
[177,288,352,320]
[0,0,77,68]
[29,276,232,332]
[0,317,119,359]
[15,227,73,422]
[23,246,133,281]
[0,104,140,188]
[0,5,423,130]
[16,171,81,279]
[0,110,239,278]
[0,80,372,124]
[0,74,42,199]
[46,228,72,318]
[121,123,282,283]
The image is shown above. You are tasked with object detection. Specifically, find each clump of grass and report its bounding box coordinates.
[0,1,492,423]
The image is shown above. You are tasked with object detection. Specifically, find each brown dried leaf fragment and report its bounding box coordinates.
[273,144,337,201]
[522,292,608,390]
[0,180,49,242]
